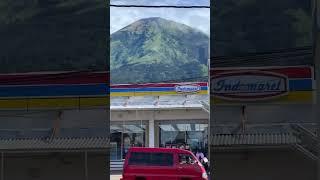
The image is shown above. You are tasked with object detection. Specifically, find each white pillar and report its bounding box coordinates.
[149,119,155,147]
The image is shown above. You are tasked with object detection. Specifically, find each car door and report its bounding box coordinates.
[128,152,178,180]
[177,153,201,180]
[147,152,178,180]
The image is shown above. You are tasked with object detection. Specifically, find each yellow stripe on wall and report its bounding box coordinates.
[110,92,135,97]
[0,99,28,109]
[28,98,79,108]
[79,97,109,107]
[0,97,109,109]
[211,91,314,105]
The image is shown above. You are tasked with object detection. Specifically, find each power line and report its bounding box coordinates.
[110,4,210,8]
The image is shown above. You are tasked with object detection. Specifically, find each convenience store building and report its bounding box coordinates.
[110,82,209,162]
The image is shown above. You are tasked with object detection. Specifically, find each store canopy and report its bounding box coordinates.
[110,94,209,111]
[0,137,109,152]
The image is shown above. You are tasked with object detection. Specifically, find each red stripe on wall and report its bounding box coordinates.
[0,71,207,88]
[0,72,109,85]
[111,82,208,88]
[210,67,312,78]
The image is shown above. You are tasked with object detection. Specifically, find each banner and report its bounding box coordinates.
[210,66,315,105]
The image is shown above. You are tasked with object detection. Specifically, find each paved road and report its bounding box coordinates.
[110,174,122,180]
[110,171,122,180]
[110,174,212,179]
[110,172,211,180]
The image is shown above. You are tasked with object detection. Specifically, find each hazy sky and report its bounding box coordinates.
[110,0,210,35]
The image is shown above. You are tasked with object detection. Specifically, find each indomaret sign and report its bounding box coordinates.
[211,66,315,104]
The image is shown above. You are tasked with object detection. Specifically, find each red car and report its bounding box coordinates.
[120,147,208,180]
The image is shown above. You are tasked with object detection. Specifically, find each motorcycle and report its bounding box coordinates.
[201,157,209,173]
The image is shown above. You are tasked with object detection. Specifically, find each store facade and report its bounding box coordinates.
[110,82,209,161]
[157,120,208,152]
[210,66,317,179]
[110,120,148,160]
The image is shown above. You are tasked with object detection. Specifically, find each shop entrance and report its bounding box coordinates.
[157,120,208,156]
[110,121,148,160]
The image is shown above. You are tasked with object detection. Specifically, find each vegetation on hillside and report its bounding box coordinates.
[0,0,107,73]
[212,0,313,57]
[110,17,209,84]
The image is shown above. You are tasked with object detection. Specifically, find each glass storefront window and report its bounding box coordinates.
[110,121,148,160]
[158,120,208,156]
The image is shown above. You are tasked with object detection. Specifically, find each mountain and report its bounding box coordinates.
[110,17,209,84]
[212,0,312,58]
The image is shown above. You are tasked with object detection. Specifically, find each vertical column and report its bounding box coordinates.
[314,0,320,179]
[1,152,3,180]
[149,119,155,148]
[84,151,88,180]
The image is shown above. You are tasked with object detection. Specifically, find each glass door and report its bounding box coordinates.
[158,120,208,155]
[111,120,148,160]
[110,126,122,160]
[122,122,146,159]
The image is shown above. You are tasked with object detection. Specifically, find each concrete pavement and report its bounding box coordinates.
[110,171,122,180]
[110,174,122,180]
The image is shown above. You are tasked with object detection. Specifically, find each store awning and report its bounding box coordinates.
[0,137,109,152]
[211,133,299,147]
[111,104,203,110]
[110,94,209,111]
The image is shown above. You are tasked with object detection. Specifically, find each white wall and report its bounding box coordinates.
[111,108,209,148]
[111,109,208,121]
[61,109,109,128]
[0,109,109,129]
[211,105,317,124]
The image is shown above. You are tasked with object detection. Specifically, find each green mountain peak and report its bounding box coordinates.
[111,17,209,84]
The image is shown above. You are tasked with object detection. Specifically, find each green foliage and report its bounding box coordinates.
[0,0,107,73]
[110,17,209,84]
[212,0,313,56]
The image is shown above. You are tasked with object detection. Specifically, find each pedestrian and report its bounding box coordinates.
[202,156,209,172]
[185,144,190,151]
[195,148,205,162]
[179,144,185,150]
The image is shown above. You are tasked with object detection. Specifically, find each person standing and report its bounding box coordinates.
[179,144,185,150]
[195,148,209,173]
[195,148,205,162]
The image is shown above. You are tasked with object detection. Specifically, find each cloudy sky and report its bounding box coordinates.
[110,0,210,35]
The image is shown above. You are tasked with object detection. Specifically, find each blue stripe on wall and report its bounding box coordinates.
[289,79,313,91]
[0,79,311,97]
[0,84,108,97]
